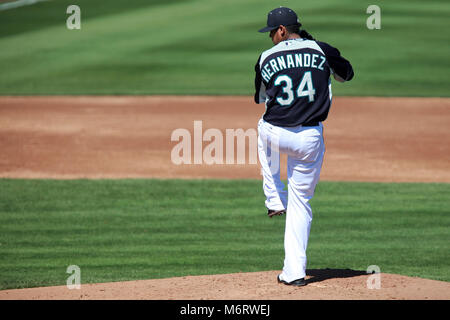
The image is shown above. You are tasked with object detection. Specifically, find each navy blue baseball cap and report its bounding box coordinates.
[258,7,301,33]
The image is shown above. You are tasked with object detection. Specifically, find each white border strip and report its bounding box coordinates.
[0,0,49,11]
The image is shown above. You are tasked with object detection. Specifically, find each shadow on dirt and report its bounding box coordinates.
[306,268,368,284]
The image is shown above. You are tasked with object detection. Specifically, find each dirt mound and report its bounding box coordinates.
[0,269,448,300]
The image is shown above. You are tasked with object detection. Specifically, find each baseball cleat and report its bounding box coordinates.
[277,274,307,287]
[268,209,286,218]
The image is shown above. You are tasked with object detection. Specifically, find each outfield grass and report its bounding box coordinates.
[0,179,448,290]
[0,0,449,96]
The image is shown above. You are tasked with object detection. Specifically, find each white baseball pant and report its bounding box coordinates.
[257,118,325,282]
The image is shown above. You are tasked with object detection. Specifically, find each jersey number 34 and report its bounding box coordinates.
[274,71,315,106]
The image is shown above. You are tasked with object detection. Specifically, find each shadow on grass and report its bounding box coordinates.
[306,268,367,284]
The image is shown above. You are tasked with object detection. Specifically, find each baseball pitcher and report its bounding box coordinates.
[254,7,354,286]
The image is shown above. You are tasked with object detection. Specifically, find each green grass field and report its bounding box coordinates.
[1,0,449,292]
[0,0,449,96]
[0,179,449,290]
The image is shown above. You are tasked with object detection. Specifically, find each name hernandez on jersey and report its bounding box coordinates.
[254,39,354,127]
[260,52,326,83]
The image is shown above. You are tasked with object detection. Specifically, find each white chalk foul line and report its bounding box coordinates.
[0,0,49,11]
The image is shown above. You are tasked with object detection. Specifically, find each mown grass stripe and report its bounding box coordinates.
[0,179,449,289]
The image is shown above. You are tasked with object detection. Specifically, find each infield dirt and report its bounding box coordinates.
[0,96,449,182]
[0,96,449,300]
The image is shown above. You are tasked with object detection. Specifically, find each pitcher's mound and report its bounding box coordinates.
[0,269,449,300]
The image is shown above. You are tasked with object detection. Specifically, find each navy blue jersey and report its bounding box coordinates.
[254,39,354,127]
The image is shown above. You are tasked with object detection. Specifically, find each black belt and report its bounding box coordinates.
[302,121,319,127]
